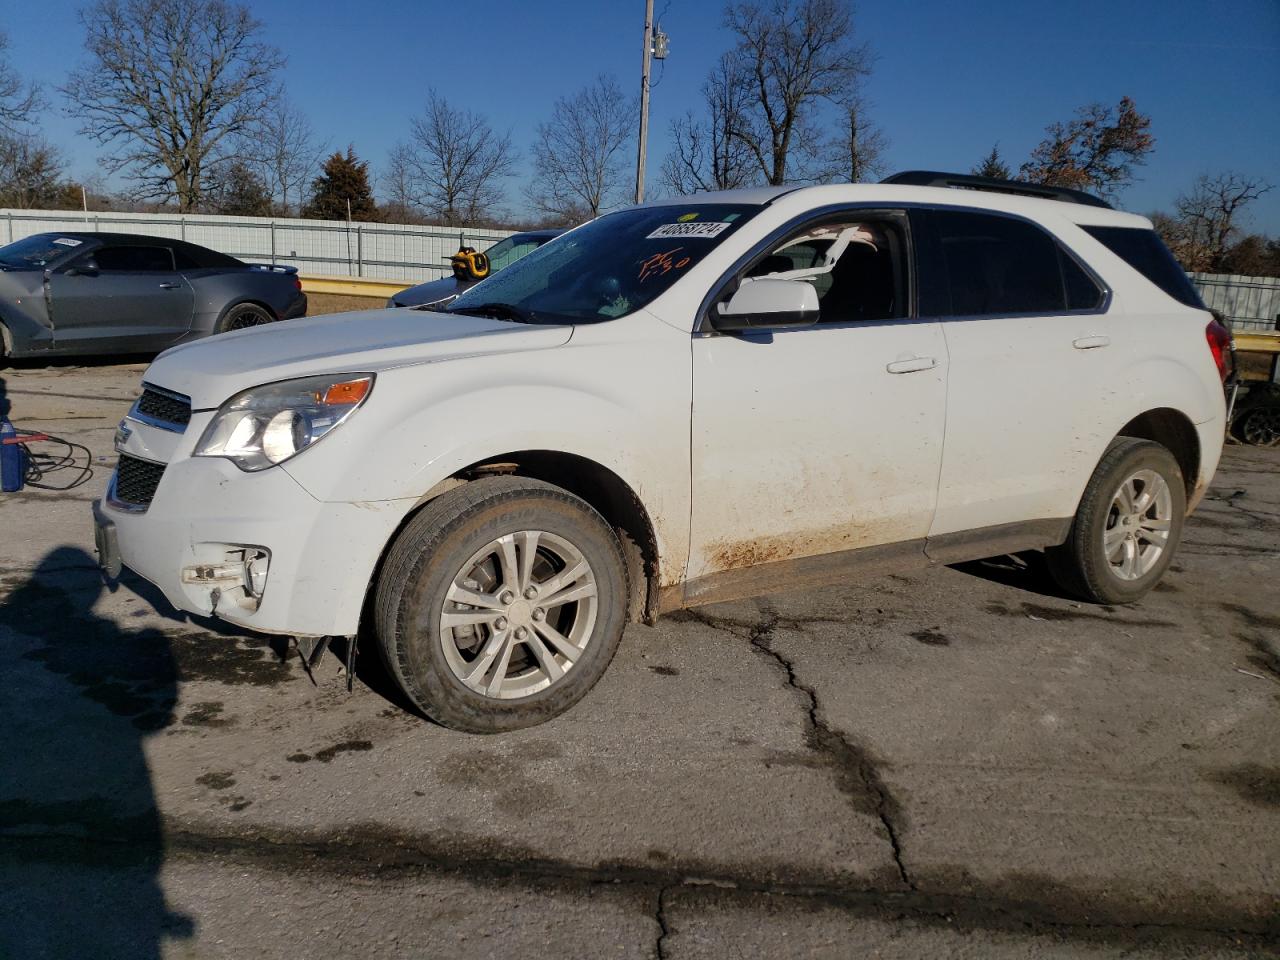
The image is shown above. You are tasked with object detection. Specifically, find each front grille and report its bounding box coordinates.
[113,454,166,508]
[134,385,192,430]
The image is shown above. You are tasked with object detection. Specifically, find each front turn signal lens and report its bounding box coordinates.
[322,379,372,405]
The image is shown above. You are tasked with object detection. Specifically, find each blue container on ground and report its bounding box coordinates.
[1,419,26,492]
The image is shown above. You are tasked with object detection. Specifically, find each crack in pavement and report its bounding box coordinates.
[670,605,915,892]
[653,883,674,959]
[1204,489,1280,529]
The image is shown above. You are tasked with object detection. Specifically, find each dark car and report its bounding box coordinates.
[388,228,565,309]
[0,232,307,360]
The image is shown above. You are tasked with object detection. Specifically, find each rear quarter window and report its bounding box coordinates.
[1082,226,1203,308]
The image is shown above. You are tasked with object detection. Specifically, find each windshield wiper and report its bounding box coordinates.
[448,302,533,324]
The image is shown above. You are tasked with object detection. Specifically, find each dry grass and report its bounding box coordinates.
[306,293,393,316]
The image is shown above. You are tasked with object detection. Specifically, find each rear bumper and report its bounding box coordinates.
[97,454,411,637]
[281,292,308,320]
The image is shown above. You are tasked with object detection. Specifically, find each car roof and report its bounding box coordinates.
[511,228,567,240]
[32,231,182,247]
[641,182,1149,228]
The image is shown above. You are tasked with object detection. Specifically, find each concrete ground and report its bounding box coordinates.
[0,359,1277,959]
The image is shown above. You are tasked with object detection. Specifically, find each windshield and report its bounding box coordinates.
[0,234,88,269]
[448,204,761,324]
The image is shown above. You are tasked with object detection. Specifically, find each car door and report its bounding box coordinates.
[686,210,948,592]
[47,242,195,352]
[909,207,1117,552]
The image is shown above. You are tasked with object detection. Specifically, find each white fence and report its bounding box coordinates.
[1190,273,1280,333]
[0,208,514,283]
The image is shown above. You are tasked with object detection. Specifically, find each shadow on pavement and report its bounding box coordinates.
[0,547,193,959]
[949,551,1076,601]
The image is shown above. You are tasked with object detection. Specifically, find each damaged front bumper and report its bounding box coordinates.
[95,450,412,637]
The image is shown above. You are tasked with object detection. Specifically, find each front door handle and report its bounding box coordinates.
[1073,335,1110,350]
[158,282,181,290]
[886,356,937,375]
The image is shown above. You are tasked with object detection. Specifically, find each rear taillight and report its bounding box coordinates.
[293,277,302,291]
[1205,319,1232,382]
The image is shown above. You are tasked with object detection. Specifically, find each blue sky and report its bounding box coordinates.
[9,0,1280,230]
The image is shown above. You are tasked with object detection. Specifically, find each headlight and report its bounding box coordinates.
[194,374,373,472]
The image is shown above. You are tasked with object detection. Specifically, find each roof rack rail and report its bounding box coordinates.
[880,170,1112,209]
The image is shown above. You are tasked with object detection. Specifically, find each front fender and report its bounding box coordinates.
[281,320,693,585]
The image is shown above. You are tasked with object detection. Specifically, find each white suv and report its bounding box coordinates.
[94,172,1230,732]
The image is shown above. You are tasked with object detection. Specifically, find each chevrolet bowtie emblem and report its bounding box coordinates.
[114,420,133,452]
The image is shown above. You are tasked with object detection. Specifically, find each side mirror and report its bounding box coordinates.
[64,259,99,278]
[711,277,819,332]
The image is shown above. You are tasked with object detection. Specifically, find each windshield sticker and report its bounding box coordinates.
[677,212,699,222]
[52,238,83,247]
[646,221,731,240]
[638,247,691,282]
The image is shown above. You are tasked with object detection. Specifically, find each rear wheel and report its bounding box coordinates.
[217,303,275,333]
[1046,438,1186,604]
[375,476,628,733]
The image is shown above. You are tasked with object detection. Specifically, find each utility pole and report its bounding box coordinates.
[634,0,654,205]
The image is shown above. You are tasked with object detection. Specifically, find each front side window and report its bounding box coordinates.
[448,204,761,324]
[742,217,908,323]
[94,246,175,272]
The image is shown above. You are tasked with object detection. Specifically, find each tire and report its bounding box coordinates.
[217,303,276,333]
[374,476,628,733]
[1046,438,1186,604]
[1236,404,1280,447]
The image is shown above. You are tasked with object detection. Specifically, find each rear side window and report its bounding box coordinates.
[1082,226,1203,308]
[1060,249,1105,311]
[919,210,1100,317]
[95,245,175,272]
[171,240,241,270]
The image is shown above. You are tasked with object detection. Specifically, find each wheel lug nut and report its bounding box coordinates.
[524,586,538,600]
[514,627,528,640]
[532,608,545,621]
[499,590,515,604]
[494,616,508,630]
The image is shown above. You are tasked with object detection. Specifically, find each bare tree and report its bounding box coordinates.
[0,133,64,208]
[527,75,633,222]
[825,93,887,183]
[236,93,322,215]
[972,144,1011,180]
[660,54,756,195]
[722,0,871,185]
[1019,97,1154,199]
[1169,172,1273,272]
[396,89,516,225]
[380,142,426,223]
[0,31,41,134]
[62,0,283,211]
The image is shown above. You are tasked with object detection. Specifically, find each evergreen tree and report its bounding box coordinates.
[303,146,377,221]
[972,144,1011,180]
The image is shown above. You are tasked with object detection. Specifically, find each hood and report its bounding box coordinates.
[146,307,572,409]
[392,275,468,307]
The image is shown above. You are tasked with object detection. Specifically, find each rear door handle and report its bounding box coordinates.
[1073,335,1110,350]
[158,282,181,290]
[886,356,937,374]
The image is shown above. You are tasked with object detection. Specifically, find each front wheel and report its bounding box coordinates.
[375,477,628,733]
[1046,438,1186,604]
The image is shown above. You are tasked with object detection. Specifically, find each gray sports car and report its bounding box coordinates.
[0,232,307,360]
